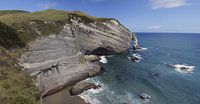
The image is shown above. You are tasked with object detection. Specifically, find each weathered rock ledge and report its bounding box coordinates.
[20,16,132,97]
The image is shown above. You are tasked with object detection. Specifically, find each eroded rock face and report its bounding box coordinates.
[21,18,132,97]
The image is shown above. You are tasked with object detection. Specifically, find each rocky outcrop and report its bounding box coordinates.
[132,33,139,50]
[20,16,132,97]
[70,82,100,96]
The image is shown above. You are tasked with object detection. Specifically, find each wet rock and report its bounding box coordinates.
[167,64,195,73]
[70,82,100,96]
[129,56,139,62]
[151,72,160,77]
[139,93,151,102]
[128,55,140,63]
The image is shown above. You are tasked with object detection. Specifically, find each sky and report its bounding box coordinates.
[0,0,200,33]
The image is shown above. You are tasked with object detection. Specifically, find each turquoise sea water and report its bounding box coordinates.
[80,33,200,104]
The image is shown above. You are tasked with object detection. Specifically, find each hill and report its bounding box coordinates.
[0,10,29,17]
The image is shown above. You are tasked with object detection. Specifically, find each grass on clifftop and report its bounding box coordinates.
[0,9,110,25]
[0,9,111,45]
[0,10,29,17]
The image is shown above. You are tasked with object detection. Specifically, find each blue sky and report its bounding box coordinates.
[0,0,200,33]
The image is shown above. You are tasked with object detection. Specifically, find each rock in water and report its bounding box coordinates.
[132,33,139,50]
[168,64,195,73]
[20,15,133,97]
[128,53,142,63]
[70,82,100,96]
[139,93,151,102]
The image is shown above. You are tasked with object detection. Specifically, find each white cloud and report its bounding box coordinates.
[38,2,57,10]
[149,0,188,9]
[147,25,163,29]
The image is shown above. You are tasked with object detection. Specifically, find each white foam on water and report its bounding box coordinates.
[79,93,101,104]
[172,64,195,73]
[135,47,148,51]
[79,78,143,104]
[78,78,105,104]
[117,92,141,104]
[132,53,142,59]
[99,56,107,64]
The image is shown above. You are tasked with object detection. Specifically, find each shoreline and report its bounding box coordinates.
[43,85,88,104]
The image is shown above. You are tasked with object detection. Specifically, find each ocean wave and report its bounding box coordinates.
[99,56,107,64]
[78,78,105,104]
[117,92,141,104]
[79,78,143,104]
[169,64,195,73]
[128,53,143,63]
[79,91,101,104]
[134,47,148,51]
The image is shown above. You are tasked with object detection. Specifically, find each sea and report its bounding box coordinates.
[79,33,200,104]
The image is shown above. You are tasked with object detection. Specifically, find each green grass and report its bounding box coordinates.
[0,47,40,104]
[0,10,29,17]
[0,9,111,25]
[0,9,67,24]
[0,22,25,49]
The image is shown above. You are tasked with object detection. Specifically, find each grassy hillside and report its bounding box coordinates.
[0,9,111,45]
[0,20,40,104]
[0,9,110,25]
[0,10,29,17]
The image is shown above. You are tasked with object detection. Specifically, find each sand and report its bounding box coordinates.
[43,86,88,104]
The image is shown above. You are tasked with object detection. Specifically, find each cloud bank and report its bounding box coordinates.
[149,0,188,9]
[147,25,163,29]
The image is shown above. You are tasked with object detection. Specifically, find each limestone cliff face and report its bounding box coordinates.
[21,17,132,97]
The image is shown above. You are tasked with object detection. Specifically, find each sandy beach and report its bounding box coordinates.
[43,86,88,104]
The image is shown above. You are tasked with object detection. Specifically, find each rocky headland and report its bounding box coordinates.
[0,9,139,104]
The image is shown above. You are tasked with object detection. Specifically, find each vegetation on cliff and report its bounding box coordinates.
[0,21,40,104]
[0,9,111,45]
[0,49,40,104]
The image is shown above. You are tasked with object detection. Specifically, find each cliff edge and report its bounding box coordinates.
[0,9,135,99]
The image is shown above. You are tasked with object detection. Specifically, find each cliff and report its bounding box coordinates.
[0,9,135,101]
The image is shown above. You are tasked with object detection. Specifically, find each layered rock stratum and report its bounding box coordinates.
[17,11,133,97]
